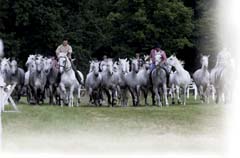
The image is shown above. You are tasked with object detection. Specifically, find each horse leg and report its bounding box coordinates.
[49,85,53,105]
[199,86,204,103]
[59,83,66,107]
[153,86,162,107]
[35,88,40,105]
[171,84,175,105]
[111,89,115,107]
[77,86,81,107]
[194,85,198,100]
[88,88,93,104]
[151,87,155,106]
[183,85,187,105]
[143,88,149,106]
[136,85,141,106]
[176,86,181,104]
[41,87,45,104]
[69,85,75,107]
[103,88,111,106]
[123,88,129,107]
[129,87,136,106]
[163,84,169,106]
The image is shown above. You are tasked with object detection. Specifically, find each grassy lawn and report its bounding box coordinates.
[1,96,226,155]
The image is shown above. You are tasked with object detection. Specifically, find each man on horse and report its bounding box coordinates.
[56,38,82,84]
[149,42,170,85]
[135,52,144,68]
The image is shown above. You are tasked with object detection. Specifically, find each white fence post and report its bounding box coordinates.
[0,78,5,149]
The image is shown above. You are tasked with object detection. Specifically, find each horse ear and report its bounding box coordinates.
[207,55,210,58]
[71,59,76,62]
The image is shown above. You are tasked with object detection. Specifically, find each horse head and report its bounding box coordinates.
[106,58,113,75]
[26,55,36,69]
[119,58,129,74]
[144,61,151,70]
[92,61,100,77]
[10,60,18,76]
[166,55,177,67]
[44,58,53,74]
[35,57,44,73]
[58,53,71,74]
[131,59,139,73]
[1,58,10,73]
[201,55,209,69]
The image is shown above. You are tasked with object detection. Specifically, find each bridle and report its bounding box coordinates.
[58,56,72,72]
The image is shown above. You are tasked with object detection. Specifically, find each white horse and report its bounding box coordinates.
[85,60,102,106]
[193,55,211,103]
[112,58,130,106]
[100,58,118,106]
[25,55,37,103]
[167,55,191,105]
[58,53,81,107]
[125,59,140,106]
[210,48,234,104]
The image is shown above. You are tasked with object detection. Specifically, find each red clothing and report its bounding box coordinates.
[150,49,167,64]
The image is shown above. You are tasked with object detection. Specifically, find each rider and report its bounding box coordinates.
[149,42,170,85]
[56,38,82,84]
[149,43,167,70]
[135,52,144,68]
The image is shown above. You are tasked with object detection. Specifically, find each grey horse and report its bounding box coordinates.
[9,60,25,102]
[136,61,152,105]
[43,57,60,105]
[151,54,169,107]
[29,55,47,104]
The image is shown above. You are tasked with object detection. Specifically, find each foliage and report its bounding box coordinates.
[0,0,217,74]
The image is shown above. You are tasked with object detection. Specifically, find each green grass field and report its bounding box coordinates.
[1,96,226,154]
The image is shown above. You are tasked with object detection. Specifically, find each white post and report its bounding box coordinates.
[0,90,2,150]
[0,39,4,149]
[0,83,5,149]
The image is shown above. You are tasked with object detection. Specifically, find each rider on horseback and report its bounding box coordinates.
[149,42,170,85]
[56,38,82,84]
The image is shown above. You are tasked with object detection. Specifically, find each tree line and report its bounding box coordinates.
[0,0,219,75]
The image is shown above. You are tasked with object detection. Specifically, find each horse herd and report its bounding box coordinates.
[0,49,234,108]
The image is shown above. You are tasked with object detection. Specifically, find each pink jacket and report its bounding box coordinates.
[150,49,167,64]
